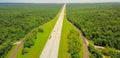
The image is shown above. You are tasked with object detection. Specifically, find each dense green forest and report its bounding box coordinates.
[67,3,120,57]
[0,3,61,57]
[67,3,120,49]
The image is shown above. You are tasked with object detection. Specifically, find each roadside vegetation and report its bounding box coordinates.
[22,27,43,55]
[0,3,61,58]
[15,6,61,58]
[67,30,82,58]
[67,3,120,58]
[88,44,103,58]
[88,40,120,58]
[59,13,83,58]
[101,46,120,58]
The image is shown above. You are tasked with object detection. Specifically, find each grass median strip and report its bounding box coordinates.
[58,13,83,58]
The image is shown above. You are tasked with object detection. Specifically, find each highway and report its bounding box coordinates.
[40,4,66,58]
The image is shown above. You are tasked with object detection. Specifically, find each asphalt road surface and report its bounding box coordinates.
[40,4,66,58]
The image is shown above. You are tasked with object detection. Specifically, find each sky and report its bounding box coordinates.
[0,0,120,3]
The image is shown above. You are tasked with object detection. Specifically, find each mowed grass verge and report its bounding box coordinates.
[58,12,83,58]
[6,7,62,58]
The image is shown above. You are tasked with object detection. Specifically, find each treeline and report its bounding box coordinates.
[67,3,120,50]
[88,41,120,58]
[88,44,120,58]
[67,30,82,58]
[0,4,61,57]
[0,40,12,58]
[88,44,103,58]
[22,28,43,54]
[102,46,120,58]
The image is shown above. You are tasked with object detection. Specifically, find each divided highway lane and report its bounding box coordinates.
[40,4,66,58]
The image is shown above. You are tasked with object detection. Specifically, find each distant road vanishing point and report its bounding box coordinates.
[40,4,66,58]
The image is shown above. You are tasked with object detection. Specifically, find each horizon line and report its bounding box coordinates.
[0,2,120,4]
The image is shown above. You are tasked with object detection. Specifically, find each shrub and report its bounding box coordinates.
[88,44,103,58]
[67,30,81,58]
[38,28,44,33]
